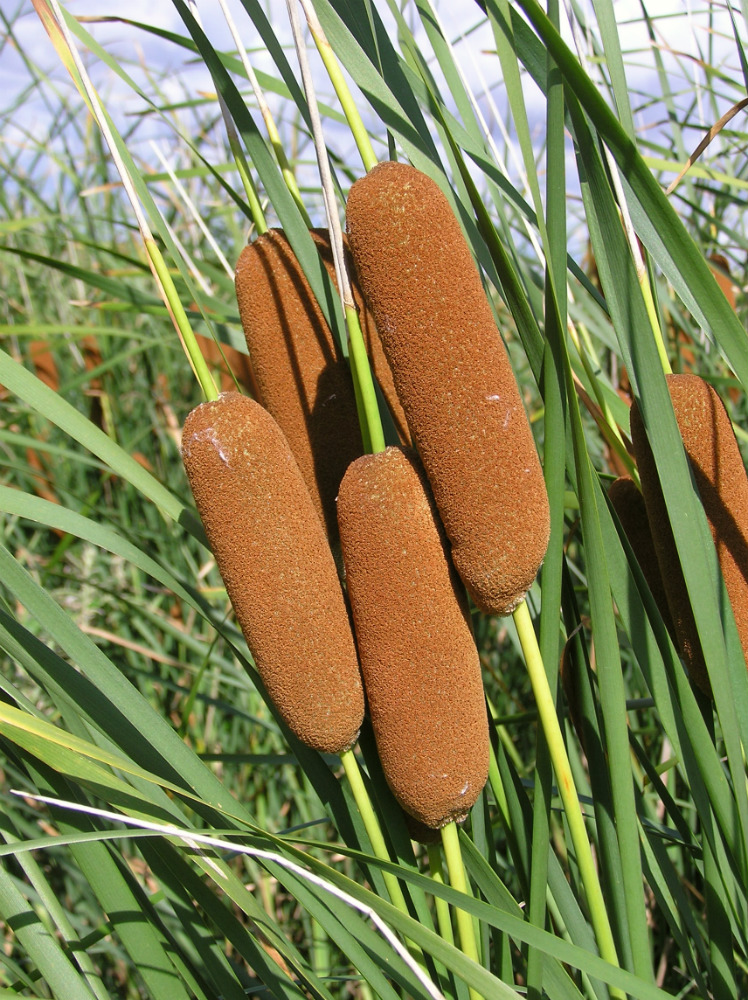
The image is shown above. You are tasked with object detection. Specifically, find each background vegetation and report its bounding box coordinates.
[2,1,748,997]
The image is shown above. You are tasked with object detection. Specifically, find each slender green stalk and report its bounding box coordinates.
[298,0,378,172]
[639,267,671,376]
[340,748,423,959]
[487,746,513,837]
[145,239,218,403]
[568,319,637,481]
[193,0,267,230]
[218,0,309,227]
[190,0,268,230]
[346,304,386,455]
[43,0,218,404]
[426,843,455,948]
[286,0,384,456]
[265,129,311,226]
[440,821,483,1000]
[486,696,526,773]
[222,102,268,234]
[512,598,625,998]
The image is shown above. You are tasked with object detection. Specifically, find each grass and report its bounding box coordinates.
[2,1,748,997]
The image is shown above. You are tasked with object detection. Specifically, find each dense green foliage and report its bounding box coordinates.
[2,1,748,997]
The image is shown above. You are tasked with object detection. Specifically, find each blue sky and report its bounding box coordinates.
[4,1,741,142]
[2,0,745,225]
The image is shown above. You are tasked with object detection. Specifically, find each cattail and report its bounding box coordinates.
[182,391,364,753]
[403,812,442,845]
[607,476,676,642]
[346,161,549,615]
[235,228,408,546]
[337,446,490,829]
[630,374,748,696]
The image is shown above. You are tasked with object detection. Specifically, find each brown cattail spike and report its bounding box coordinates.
[630,374,748,696]
[182,392,364,753]
[337,446,490,829]
[346,162,549,615]
[403,812,443,845]
[235,229,408,546]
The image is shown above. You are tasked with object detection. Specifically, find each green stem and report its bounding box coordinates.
[340,747,423,964]
[345,305,385,455]
[145,239,218,402]
[426,842,455,948]
[265,122,312,229]
[217,0,299,229]
[512,599,625,998]
[303,5,378,172]
[639,265,671,375]
[487,745,513,840]
[286,1,383,458]
[592,94,671,377]
[569,320,637,482]
[229,130,268,235]
[486,694,527,773]
[217,93,268,235]
[440,821,483,1000]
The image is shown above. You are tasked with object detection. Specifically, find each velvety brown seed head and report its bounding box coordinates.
[337,446,490,829]
[608,476,677,642]
[346,161,550,615]
[182,392,364,753]
[403,811,443,845]
[630,374,748,697]
[235,228,408,545]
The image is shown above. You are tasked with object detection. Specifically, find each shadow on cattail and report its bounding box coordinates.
[607,475,677,644]
[630,374,748,696]
[235,228,407,549]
